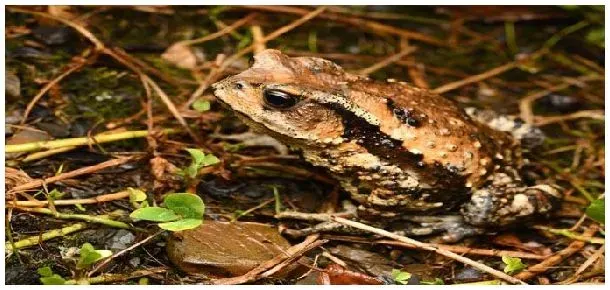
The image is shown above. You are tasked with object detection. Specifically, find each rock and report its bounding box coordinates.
[108,229,136,252]
[32,26,73,45]
[454,266,485,283]
[6,72,20,98]
[9,47,52,60]
[167,221,302,278]
[129,257,141,268]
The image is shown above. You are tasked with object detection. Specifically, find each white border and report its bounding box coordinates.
[2,1,608,288]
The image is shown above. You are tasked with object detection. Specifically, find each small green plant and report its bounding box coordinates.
[178,148,220,180]
[130,193,205,231]
[128,187,148,208]
[585,198,605,224]
[391,269,412,285]
[192,99,211,112]
[502,256,526,274]
[77,243,112,270]
[38,266,66,285]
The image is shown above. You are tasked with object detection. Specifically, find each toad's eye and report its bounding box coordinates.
[234,81,247,90]
[263,89,299,109]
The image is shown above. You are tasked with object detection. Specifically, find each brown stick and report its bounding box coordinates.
[519,75,601,124]
[331,217,527,284]
[357,47,417,76]
[8,157,133,194]
[325,235,548,260]
[534,109,604,126]
[212,234,324,285]
[514,224,599,281]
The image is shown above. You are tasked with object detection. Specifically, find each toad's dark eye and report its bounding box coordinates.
[263,89,299,109]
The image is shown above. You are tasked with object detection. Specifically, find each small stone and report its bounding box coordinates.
[129,257,141,268]
[32,26,73,45]
[109,229,136,252]
[454,266,485,283]
[5,72,20,98]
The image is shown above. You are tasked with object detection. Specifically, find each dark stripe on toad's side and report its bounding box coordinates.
[321,102,466,190]
[322,102,423,163]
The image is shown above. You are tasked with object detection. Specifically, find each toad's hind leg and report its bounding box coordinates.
[464,107,545,148]
[461,183,561,229]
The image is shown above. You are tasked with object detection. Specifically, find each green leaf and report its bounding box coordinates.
[37,266,54,277]
[391,269,412,285]
[200,154,220,167]
[421,278,444,285]
[185,148,206,166]
[40,274,66,285]
[586,199,605,223]
[77,243,111,269]
[182,149,219,179]
[158,218,202,231]
[586,27,604,48]
[502,256,526,274]
[130,207,180,222]
[48,189,66,200]
[192,100,211,112]
[128,188,147,202]
[164,193,205,219]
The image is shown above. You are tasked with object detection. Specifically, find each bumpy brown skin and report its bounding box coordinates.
[213,49,560,239]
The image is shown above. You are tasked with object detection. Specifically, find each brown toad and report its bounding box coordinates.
[212,49,560,241]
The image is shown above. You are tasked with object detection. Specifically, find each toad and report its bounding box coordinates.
[212,49,560,241]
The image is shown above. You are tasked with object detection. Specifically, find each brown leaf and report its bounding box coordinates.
[167,221,294,277]
[316,264,383,285]
[162,43,197,69]
[5,167,34,198]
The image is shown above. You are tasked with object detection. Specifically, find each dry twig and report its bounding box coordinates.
[331,217,527,284]
[8,157,134,194]
[212,234,324,285]
[357,47,417,76]
[514,225,599,281]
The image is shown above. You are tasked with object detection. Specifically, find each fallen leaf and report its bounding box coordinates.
[167,221,298,277]
[162,43,197,69]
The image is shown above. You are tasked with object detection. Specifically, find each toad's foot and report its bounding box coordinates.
[462,184,561,228]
